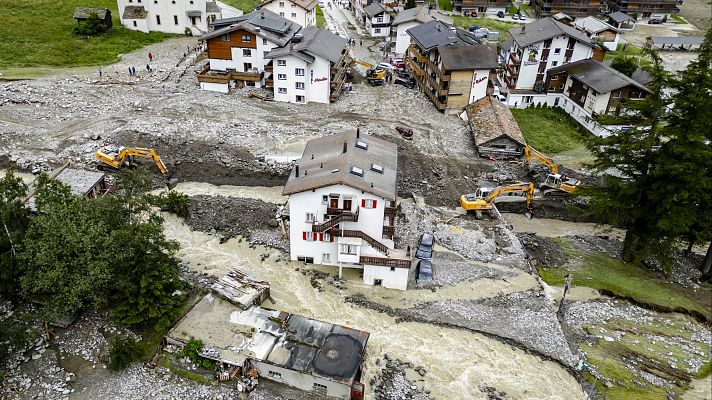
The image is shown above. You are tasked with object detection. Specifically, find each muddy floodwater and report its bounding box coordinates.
[504,213,625,239]
[160,182,588,400]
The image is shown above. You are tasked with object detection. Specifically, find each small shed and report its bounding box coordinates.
[25,168,113,212]
[465,96,526,159]
[607,11,635,30]
[73,7,113,29]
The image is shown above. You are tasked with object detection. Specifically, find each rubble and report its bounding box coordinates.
[372,356,431,400]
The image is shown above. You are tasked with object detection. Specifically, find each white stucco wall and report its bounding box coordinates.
[468,68,490,104]
[366,12,391,37]
[510,36,594,91]
[262,0,316,27]
[253,362,352,400]
[363,265,409,290]
[271,53,332,104]
[393,21,418,54]
[118,0,216,34]
[200,82,229,92]
[122,18,150,33]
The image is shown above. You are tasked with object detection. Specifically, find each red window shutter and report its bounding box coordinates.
[372,200,377,208]
[319,233,323,241]
[303,232,307,240]
[361,199,366,207]
[330,235,334,242]
[313,232,317,241]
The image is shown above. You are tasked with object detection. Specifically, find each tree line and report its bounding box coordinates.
[582,29,712,276]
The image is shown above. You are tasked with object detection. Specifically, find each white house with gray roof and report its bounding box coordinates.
[572,17,621,51]
[499,17,605,107]
[283,130,411,290]
[390,6,452,54]
[259,0,318,28]
[363,2,397,37]
[117,0,241,35]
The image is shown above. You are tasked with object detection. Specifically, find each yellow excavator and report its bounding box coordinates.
[96,146,168,176]
[523,146,581,196]
[350,59,386,86]
[460,182,534,218]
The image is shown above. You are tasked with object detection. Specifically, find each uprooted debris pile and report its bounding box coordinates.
[415,252,519,289]
[518,233,568,267]
[371,355,430,400]
[185,195,288,251]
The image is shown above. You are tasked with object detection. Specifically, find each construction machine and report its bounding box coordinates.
[523,145,581,196]
[96,146,169,176]
[350,59,386,86]
[460,182,534,218]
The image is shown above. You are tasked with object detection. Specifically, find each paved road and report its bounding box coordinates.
[321,0,358,39]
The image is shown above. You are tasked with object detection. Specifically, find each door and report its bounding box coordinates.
[343,199,352,211]
[330,197,339,208]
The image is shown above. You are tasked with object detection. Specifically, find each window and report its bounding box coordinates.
[554,48,561,54]
[559,83,564,90]
[133,21,137,27]
[549,86,555,91]
[241,34,250,42]
[340,244,358,254]
[278,87,287,94]
[296,95,305,103]
[296,82,305,90]
[612,91,621,98]
[243,49,252,57]
[552,61,558,66]
[355,140,368,150]
[551,74,558,80]
[363,199,377,208]
[630,90,642,98]
[263,38,268,45]
[608,105,617,114]
[543,39,552,49]
[322,195,328,204]
[304,232,317,241]
[291,12,297,18]
[314,383,328,390]
[279,1,284,6]
[390,267,396,271]
[280,12,285,16]
[554,97,560,106]
[244,63,252,71]
[374,28,381,33]
[277,59,286,66]
[350,166,364,176]
[370,163,383,173]
[278,74,287,80]
[268,371,282,378]
[376,16,383,22]
[295,68,304,76]
[523,96,533,104]
[174,15,178,25]
[190,16,197,25]
[156,15,161,25]
[305,212,316,222]
[322,253,331,263]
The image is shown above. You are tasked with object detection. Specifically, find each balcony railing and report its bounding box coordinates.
[360,256,411,269]
[312,208,359,232]
[329,228,389,255]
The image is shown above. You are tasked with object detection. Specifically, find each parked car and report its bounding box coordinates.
[647,18,663,24]
[415,233,435,259]
[468,25,480,32]
[395,125,414,139]
[518,14,526,20]
[377,62,393,70]
[395,69,411,79]
[511,14,518,20]
[497,11,505,18]
[394,76,416,89]
[416,259,433,282]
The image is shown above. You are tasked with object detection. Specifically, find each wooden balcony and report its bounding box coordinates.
[231,70,263,81]
[384,204,397,216]
[360,255,411,269]
[382,225,395,239]
[312,209,359,232]
[264,64,273,72]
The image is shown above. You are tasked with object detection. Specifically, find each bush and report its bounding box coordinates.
[108,337,141,371]
[72,13,107,36]
[184,27,192,36]
[147,190,189,218]
[181,338,217,369]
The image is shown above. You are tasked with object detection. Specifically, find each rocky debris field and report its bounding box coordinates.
[415,252,519,289]
[370,355,430,400]
[185,195,288,251]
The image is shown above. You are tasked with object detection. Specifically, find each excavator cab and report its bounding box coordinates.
[542,173,580,196]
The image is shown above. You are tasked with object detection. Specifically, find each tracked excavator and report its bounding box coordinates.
[350,59,386,86]
[523,146,581,197]
[459,182,534,219]
[96,146,169,176]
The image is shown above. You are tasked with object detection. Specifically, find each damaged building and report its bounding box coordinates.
[464,96,527,159]
[167,293,369,399]
[23,167,113,211]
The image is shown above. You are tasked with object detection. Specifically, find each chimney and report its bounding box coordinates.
[521,25,526,34]
[295,164,300,177]
[343,141,347,153]
[260,11,265,19]
[311,154,314,159]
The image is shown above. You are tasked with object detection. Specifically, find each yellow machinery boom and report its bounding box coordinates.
[96,146,168,175]
[459,182,534,216]
[351,59,373,69]
[523,145,580,195]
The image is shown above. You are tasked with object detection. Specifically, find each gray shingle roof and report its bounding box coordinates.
[508,17,596,48]
[282,131,398,200]
[438,44,498,70]
[466,96,526,147]
[122,5,147,19]
[608,11,635,24]
[391,6,452,26]
[364,2,386,18]
[203,10,301,46]
[407,20,480,51]
[74,7,110,19]
[548,58,651,94]
[260,0,319,10]
[265,27,347,63]
[650,36,704,46]
[572,16,619,34]
[500,39,513,52]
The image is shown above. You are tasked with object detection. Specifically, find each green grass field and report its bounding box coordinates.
[316,5,326,28]
[220,0,257,13]
[0,0,174,68]
[511,107,588,154]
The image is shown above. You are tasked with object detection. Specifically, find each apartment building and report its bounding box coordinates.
[259,0,318,27]
[531,0,603,18]
[364,2,396,37]
[406,21,498,113]
[572,16,621,51]
[500,17,604,107]
[265,27,351,104]
[390,6,452,55]
[452,0,510,16]
[283,130,411,290]
[198,10,301,92]
[117,0,240,35]
[605,0,681,19]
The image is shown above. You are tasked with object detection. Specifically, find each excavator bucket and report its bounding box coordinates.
[167,177,178,190]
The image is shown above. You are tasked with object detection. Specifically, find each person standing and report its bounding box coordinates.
[98,68,102,78]
[148,52,153,62]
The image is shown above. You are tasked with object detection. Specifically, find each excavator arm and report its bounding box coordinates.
[350,59,373,69]
[524,146,559,174]
[121,148,169,175]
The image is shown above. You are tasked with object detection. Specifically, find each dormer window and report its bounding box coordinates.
[355,140,368,150]
[350,166,364,177]
[370,163,383,173]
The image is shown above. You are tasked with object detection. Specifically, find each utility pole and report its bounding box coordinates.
[557,273,571,315]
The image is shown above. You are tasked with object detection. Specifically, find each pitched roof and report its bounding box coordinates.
[548,58,651,94]
[203,10,301,46]
[551,12,572,22]
[608,11,635,24]
[265,27,348,63]
[74,7,110,19]
[260,0,319,11]
[572,16,619,34]
[391,6,452,26]
[122,5,147,19]
[508,17,596,48]
[500,39,513,52]
[438,44,498,70]
[407,20,480,52]
[282,130,398,200]
[466,96,525,147]
[364,2,386,18]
